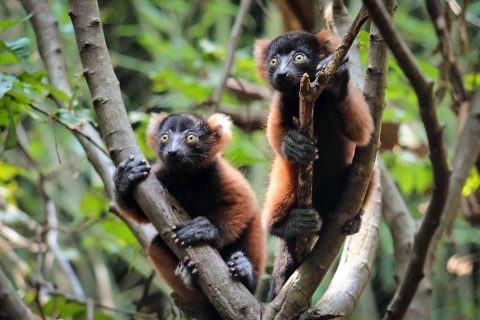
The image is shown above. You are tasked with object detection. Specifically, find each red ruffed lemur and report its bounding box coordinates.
[113,113,265,316]
[254,31,378,300]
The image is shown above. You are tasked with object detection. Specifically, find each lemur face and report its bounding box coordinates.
[265,32,321,92]
[156,114,213,170]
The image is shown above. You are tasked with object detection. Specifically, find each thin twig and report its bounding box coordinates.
[211,0,253,110]
[426,0,467,113]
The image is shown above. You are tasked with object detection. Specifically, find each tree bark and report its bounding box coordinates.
[67,1,260,319]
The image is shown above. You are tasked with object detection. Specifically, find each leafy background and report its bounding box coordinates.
[1,0,480,319]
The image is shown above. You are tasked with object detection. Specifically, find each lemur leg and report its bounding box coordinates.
[342,167,379,235]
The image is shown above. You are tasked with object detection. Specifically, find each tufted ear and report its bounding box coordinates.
[146,112,168,150]
[253,38,271,81]
[316,30,340,58]
[207,113,232,153]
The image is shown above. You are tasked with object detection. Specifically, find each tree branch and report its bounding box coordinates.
[20,0,149,250]
[362,1,451,319]
[302,183,381,320]
[0,267,35,320]
[210,0,253,110]
[67,1,260,319]
[426,88,480,282]
[426,0,467,113]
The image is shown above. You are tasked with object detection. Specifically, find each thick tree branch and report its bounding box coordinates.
[302,184,381,320]
[68,1,259,319]
[20,0,149,250]
[0,267,35,320]
[362,1,451,319]
[210,0,253,110]
[264,7,375,319]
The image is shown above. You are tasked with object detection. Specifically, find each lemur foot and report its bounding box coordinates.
[227,251,256,292]
[227,251,253,280]
[172,216,221,247]
[113,155,151,195]
[175,256,198,290]
[342,208,364,235]
[281,130,318,164]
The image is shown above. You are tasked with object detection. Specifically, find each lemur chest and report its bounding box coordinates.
[156,169,222,218]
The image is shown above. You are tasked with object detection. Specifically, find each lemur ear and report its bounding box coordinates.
[207,113,232,152]
[253,38,271,81]
[316,30,340,57]
[146,112,168,150]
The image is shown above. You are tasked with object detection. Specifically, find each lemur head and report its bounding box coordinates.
[254,31,339,94]
[146,112,232,170]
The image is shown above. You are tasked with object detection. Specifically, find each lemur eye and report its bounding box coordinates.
[269,57,278,67]
[186,133,198,144]
[160,134,169,143]
[294,53,307,64]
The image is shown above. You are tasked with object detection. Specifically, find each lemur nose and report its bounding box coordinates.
[277,72,288,79]
[167,150,178,156]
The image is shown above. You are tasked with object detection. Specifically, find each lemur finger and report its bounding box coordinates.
[125,157,147,170]
[128,172,148,182]
[129,164,151,174]
[287,130,313,145]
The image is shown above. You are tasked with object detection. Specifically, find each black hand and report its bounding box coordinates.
[342,208,364,235]
[281,130,318,164]
[270,208,322,239]
[172,216,221,247]
[113,155,151,196]
[317,54,350,100]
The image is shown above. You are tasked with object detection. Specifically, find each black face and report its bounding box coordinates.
[265,32,321,93]
[156,113,213,170]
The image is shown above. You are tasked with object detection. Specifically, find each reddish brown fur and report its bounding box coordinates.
[253,39,271,82]
[263,155,297,228]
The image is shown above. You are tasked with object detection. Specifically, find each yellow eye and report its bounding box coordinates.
[186,133,198,144]
[269,57,278,67]
[160,134,169,143]
[294,53,306,64]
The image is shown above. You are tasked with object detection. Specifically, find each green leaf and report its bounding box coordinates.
[45,84,71,103]
[1,107,17,155]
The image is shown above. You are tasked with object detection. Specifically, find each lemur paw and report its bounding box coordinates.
[290,208,323,233]
[113,155,151,195]
[281,130,318,164]
[227,252,253,280]
[175,256,198,290]
[342,208,364,235]
[172,216,221,247]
